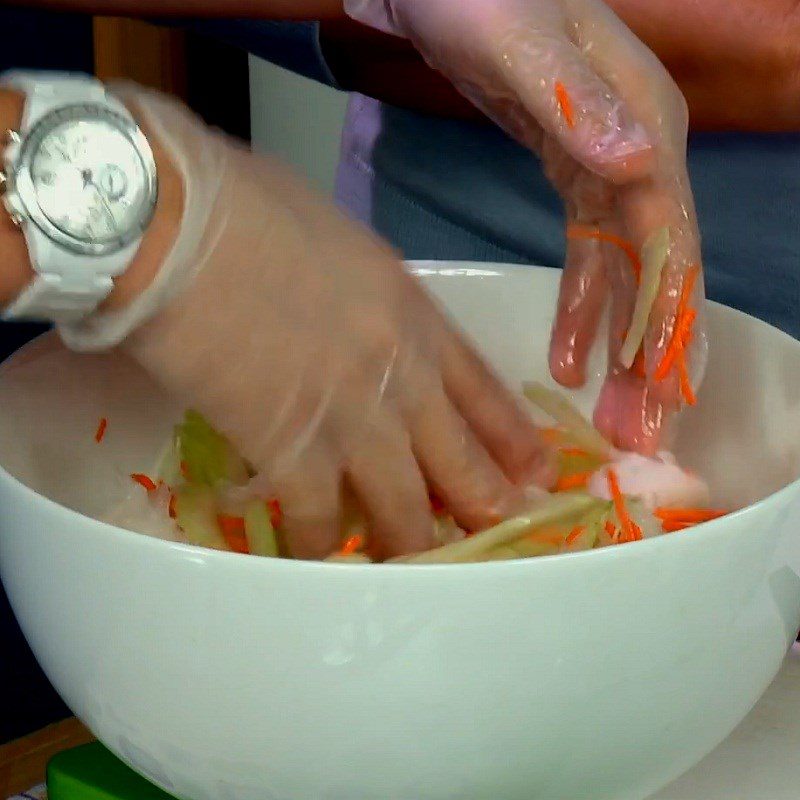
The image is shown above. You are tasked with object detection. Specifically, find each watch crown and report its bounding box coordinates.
[3,193,25,225]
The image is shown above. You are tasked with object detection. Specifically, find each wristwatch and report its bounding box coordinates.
[0,71,158,323]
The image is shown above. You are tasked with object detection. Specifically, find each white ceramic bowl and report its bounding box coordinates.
[1,263,800,800]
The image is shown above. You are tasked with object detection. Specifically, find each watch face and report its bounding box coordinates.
[12,104,158,255]
[31,117,151,243]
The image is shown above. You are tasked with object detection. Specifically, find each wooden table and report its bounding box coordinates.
[0,720,93,799]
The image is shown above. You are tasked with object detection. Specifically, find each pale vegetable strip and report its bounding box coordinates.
[325,553,371,564]
[405,493,598,564]
[619,227,670,369]
[523,382,612,460]
[244,499,279,557]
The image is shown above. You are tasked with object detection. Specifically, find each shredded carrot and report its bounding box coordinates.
[606,469,642,542]
[655,266,700,382]
[218,514,245,536]
[180,460,190,480]
[554,471,592,491]
[567,225,642,283]
[662,520,694,533]
[604,519,617,538]
[94,417,108,443]
[560,447,590,458]
[565,525,585,546]
[657,307,697,382]
[218,515,249,554]
[677,350,696,405]
[554,81,576,129]
[131,473,157,493]
[267,498,282,529]
[339,533,365,556]
[168,493,177,519]
[654,508,726,523]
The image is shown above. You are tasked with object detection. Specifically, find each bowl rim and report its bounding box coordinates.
[1,260,799,574]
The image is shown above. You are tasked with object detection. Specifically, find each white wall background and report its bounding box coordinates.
[249,55,348,194]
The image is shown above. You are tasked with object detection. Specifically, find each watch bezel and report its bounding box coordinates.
[11,102,158,257]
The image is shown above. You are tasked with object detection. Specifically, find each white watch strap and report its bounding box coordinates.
[0,71,140,324]
[0,71,121,126]
[2,274,113,324]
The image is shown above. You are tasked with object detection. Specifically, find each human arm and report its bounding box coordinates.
[5,0,346,18]
[0,80,555,558]
[322,0,800,131]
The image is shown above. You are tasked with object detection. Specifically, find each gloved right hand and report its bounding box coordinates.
[345,0,707,456]
[82,85,556,560]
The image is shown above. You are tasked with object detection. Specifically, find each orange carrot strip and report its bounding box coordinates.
[655,266,700,381]
[662,520,694,533]
[559,447,591,458]
[606,469,640,543]
[664,307,698,376]
[218,515,249,554]
[677,350,696,405]
[565,525,585,546]
[339,533,365,556]
[267,498,282,529]
[604,520,617,537]
[218,514,245,536]
[654,508,726,523]
[131,473,157,493]
[554,471,592,492]
[180,460,190,480]
[554,81,576,129]
[567,225,642,283]
[94,417,108,443]
[168,493,177,519]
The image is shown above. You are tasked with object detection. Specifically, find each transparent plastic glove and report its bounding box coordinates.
[345,0,706,455]
[106,85,556,560]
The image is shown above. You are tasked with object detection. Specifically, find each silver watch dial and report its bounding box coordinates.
[32,118,149,242]
[11,103,158,256]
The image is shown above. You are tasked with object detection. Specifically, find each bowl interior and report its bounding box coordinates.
[1,263,799,519]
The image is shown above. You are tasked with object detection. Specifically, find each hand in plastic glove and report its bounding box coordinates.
[346,0,705,455]
[85,85,555,560]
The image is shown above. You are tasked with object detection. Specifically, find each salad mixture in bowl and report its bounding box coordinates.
[106,380,727,565]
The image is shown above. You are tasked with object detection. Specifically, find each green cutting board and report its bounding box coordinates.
[48,743,175,800]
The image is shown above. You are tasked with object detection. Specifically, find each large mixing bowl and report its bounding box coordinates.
[1,263,799,800]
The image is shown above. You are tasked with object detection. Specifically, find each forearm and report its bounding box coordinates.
[0,88,183,308]
[607,0,800,131]
[0,91,32,305]
[325,3,800,132]
[5,0,346,18]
